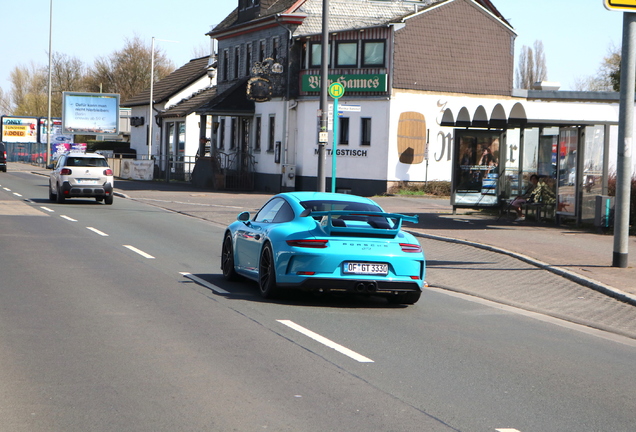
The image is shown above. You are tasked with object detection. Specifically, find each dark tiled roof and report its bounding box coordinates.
[122,56,211,107]
[158,86,218,118]
[211,0,510,36]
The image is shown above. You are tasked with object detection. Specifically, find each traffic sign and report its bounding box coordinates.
[604,0,636,11]
[328,82,345,99]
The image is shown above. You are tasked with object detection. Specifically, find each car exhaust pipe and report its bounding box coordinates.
[355,282,366,293]
[366,282,377,293]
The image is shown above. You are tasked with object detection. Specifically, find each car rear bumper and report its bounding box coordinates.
[62,181,113,198]
[278,277,422,294]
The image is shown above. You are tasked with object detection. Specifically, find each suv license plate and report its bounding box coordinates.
[344,262,388,275]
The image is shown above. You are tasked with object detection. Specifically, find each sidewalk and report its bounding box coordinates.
[10,162,636,305]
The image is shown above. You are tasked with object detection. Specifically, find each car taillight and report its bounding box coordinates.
[286,239,328,248]
[61,168,72,175]
[104,169,113,176]
[400,243,422,253]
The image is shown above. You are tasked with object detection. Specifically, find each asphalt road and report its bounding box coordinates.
[1,171,635,432]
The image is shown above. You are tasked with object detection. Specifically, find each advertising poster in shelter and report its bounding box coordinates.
[452,130,503,207]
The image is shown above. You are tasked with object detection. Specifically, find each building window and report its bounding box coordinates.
[222,50,229,81]
[362,41,385,67]
[336,42,357,67]
[339,117,350,145]
[268,115,275,151]
[219,118,225,150]
[361,118,372,146]
[245,43,252,76]
[254,116,261,151]
[234,47,240,78]
[259,40,266,62]
[310,42,330,68]
[230,117,237,149]
[272,37,279,61]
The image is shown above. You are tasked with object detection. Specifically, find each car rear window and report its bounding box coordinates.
[300,200,381,212]
[66,157,108,167]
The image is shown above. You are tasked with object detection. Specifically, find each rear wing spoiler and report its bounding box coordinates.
[306,210,419,236]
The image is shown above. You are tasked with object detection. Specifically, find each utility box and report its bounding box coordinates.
[281,164,296,188]
[594,195,614,228]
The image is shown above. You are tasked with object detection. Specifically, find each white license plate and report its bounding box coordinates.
[344,262,388,275]
[76,179,98,184]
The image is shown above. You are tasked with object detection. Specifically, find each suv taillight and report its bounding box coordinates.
[60,168,72,175]
[104,168,113,176]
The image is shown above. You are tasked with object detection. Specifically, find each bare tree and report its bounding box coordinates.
[85,35,175,102]
[0,87,12,114]
[516,40,548,89]
[10,62,48,116]
[573,44,621,91]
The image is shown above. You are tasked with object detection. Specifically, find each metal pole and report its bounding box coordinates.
[317,0,329,192]
[46,0,53,167]
[148,37,155,160]
[613,12,636,268]
[331,96,338,192]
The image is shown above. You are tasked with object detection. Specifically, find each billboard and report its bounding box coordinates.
[1,116,39,143]
[62,92,119,135]
[39,118,74,145]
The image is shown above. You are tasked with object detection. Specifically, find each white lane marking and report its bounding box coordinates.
[87,227,109,237]
[60,215,77,222]
[3,187,11,191]
[123,245,155,259]
[277,319,374,363]
[180,272,229,295]
[13,192,22,197]
[496,429,522,432]
[40,207,54,212]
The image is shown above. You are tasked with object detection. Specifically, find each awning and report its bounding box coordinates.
[440,99,619,129]
[196,78,254,116]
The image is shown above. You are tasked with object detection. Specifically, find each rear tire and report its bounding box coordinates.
[221,233,238,281]
[56,184,65,203]
[49,183,56,202]
[258,243,279,299]
[104,195,113,205]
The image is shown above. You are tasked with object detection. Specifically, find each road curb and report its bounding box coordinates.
[409,230,636,307]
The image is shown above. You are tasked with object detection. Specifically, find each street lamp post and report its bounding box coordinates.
[46,0,53,167]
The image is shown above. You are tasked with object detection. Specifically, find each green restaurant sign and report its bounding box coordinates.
[301,74,387,93]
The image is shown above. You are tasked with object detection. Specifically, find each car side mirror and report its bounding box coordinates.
[237,211,250,222]
[46,164,54,169]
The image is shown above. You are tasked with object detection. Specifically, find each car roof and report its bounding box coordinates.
[64,152,105,158]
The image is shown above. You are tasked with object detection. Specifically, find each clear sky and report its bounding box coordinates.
[0,0,628,98]
[494,0,624,90]
[0,0,236,95]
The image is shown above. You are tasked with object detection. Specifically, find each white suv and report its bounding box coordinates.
[49,152,114,204]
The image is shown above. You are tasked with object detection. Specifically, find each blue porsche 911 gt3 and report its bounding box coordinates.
[221,192,425,304]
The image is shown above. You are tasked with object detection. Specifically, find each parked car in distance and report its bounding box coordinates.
[49,152,114,204]
[221,191,425,304]
[0,142,6,172]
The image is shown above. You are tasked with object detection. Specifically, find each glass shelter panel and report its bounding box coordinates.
[557,127,579,216]
[581,125,605,221]
[453,130,502,207]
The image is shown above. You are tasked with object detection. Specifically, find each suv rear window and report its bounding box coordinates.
[66,157,108,167]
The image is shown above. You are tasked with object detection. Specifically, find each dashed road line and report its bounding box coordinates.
[180,272,229,295]
[87,227,109,236]
[40,206,54,212]
[60,215,77,222]
[277,319,374,363]
[123,245,155,259]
